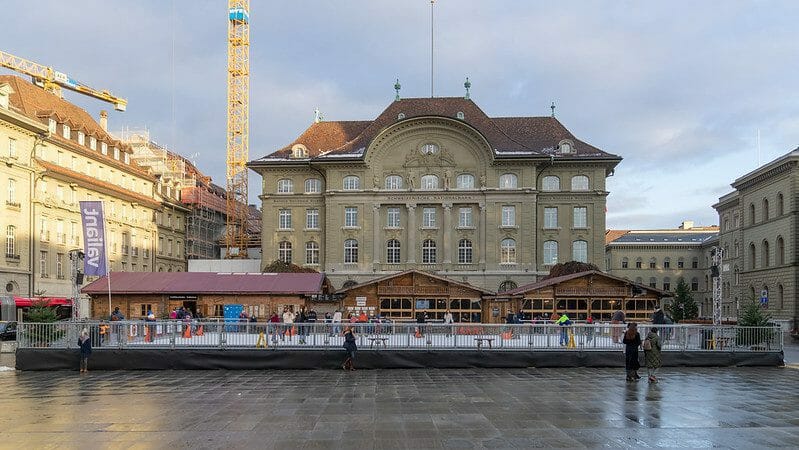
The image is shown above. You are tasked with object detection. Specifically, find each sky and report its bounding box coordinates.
[2,0,798,230]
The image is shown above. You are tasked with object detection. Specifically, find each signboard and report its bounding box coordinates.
[79,201,107,276]
[760,289,768,307]
[168,295,198,301]
[415,299,430,309]
[356,296,367,307]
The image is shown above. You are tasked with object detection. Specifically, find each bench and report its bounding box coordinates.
[368,337,389,348]
[474,337,494,349]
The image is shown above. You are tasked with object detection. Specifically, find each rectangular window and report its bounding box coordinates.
[306,209,319,229]
[279,209,292,230]
[458,207,472,227]
[77,132,85,145]
[649,261,656,269]
[48,119,56,134]
[544,207,558,228]
[344,207,358,227]
[7,179,15,203]
[387,207,400,228]
[422,207,436,228]
[8,137,16,158]
[101,142,108,155]
[39,251,48,277]
[621,260,628,268]
[635,260,642,269]
[113,147,120,160]
[57,220,64,244]
[62,124,70,139]
[89,136,97,150]
[56,253,64,279]
[501,206,516,227]
[677,260,684,269]
[573,207,587,228]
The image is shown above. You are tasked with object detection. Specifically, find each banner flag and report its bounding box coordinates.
[79,201,108,276]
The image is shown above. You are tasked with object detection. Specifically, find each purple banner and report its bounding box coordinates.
[79,201,108,276]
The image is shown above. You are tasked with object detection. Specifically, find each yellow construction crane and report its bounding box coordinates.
[225,0,250,258]
[0,50,127,111]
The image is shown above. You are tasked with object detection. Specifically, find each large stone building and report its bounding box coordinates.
[605,221,718,317]
[249,96,621,292]
[713,147,799,331]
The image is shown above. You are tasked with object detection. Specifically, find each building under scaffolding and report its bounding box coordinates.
[121,128,259,261]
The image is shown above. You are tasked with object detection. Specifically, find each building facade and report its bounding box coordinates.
[713,148,799,330]
[605,222,718,318]
[249,96,621,292]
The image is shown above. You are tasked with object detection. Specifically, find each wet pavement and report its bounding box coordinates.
[0,364,798,449]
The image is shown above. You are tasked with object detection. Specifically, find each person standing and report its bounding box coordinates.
[78,328,92,373]
[332,310,342,336]
[622,323,642,381]
[342,326,357,371]
[611,309,626,343]
[644,327,662,383]
[444,309,454,338]
[556,312,571,346]
[282,307,295,341]
[296,307,308,344]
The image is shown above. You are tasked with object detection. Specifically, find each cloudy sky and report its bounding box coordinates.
[2,1,797,229]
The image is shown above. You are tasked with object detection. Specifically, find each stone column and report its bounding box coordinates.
[479,202,487,265]
[372,204,381,265]
[406,204,417,263]
[442,203,452,264]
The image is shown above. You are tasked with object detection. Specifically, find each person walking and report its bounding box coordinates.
[622,322,642,381]
[611,309,626,343]
[78,328,92,373]
[341,326,357,371]
[331,310,342,336]
[644,327,662,383]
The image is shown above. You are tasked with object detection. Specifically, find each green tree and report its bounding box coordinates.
[545,261,600,279]
[26,299,59,323]
[736,294,774,346]
[666,279,698,323]
[25,299,64,346]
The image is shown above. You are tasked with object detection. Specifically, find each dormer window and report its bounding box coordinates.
[89,136,97,150]
[557,139,575,154]
[77,132,85,146]
[48,119,56,134]
[456,111,465,120]
[291,144,308,159]
[124,153,130,164]
[0,84,11,109]
[101,142,108,155]
[113,147,120,160]
[397,113,405,120]
[420,143,439,155]
[62,124,71,139]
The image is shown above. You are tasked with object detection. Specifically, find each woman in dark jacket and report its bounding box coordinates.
[78,328,92,373]
[622,322,641,381]
[342,326,357,371]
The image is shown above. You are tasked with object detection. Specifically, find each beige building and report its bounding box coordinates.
[249,96,621,292]
[605,221,718,317]
[0,75,171,299]
[713,147,799,331]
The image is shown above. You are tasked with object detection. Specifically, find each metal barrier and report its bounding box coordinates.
[16,321,784,352]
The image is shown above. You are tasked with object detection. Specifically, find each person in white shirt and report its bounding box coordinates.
[444,309,454,337]
[281,307,295,341]
[332,310,343,335]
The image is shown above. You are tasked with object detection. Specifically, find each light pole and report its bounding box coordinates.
[68,249,84,321]
[710,247,723,325]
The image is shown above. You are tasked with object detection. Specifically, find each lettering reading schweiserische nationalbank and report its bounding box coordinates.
[79,201,108,276]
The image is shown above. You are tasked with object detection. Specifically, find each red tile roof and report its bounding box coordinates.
[605,229,629,244]
[81,272,326,295]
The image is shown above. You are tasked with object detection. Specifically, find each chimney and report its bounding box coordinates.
[679,220,694,230]
[99,110,108,131]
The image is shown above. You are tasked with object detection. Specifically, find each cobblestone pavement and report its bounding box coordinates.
[1,365,798,449]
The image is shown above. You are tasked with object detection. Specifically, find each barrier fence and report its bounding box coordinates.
[16,321,783,353]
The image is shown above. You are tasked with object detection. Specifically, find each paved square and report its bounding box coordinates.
[1,364,798,449]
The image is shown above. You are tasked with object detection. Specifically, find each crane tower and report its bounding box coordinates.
[225,0,250,258]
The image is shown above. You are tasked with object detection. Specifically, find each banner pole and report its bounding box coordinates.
[104,202,111,319]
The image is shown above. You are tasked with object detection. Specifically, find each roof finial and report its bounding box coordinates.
[394,78,402,101]
[464,77,471,99]
[314,107,324,123]
[550,101,556,118]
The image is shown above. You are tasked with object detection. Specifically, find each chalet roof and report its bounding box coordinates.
[609,231,718,245]
[334,269,495,295]
[81,272,326,295]
[252,97,620,164]
[499,270,671,297]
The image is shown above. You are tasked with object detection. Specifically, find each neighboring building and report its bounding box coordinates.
[713,147,799,331]
[605,221,718,317]
[0,75,161,299]
[249,96,622,292]
[496,270,670,322]
[82,271,331,319]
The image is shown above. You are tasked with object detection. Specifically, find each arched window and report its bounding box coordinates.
[386,239,401,264]
[691,277,699,291]
[572,240,588,262]
[456,173,474,189]
[763,198,770,221]
[692,256,699,268]
[677,257,685,269]
[542,176,560,191]
[635,257,642,268]
[499,173,518,189]
[304,178,321,193]
[543,240,558,265]
[734,241,740,257]
[762,240,770,267]
[420,174,439,190]
[571,175,589,191]
[663,277,671,291]
[777,236,785,265]
[344,239,358,263]
[343,175,360,190]
[649,277,657,288]
[501,238,516,264]
[649,257,657,269]
[663,257,671,269]
[385,175,403,190]
[498,280,517,293]
[458,239,473,264]
[778,193,784,216]
[749,203,756,224]
[621,257,629,268]
[749,242,756,269]
[778,284,784,309]
[277,178,293,193]
[305,241,319,265]
[278,241,292,263]
[422,239,437,264]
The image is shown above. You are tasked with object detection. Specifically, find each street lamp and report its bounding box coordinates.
[710,247,723,325]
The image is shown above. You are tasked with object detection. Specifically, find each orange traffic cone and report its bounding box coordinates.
[182,325,192,339]
[195,325,204,336]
